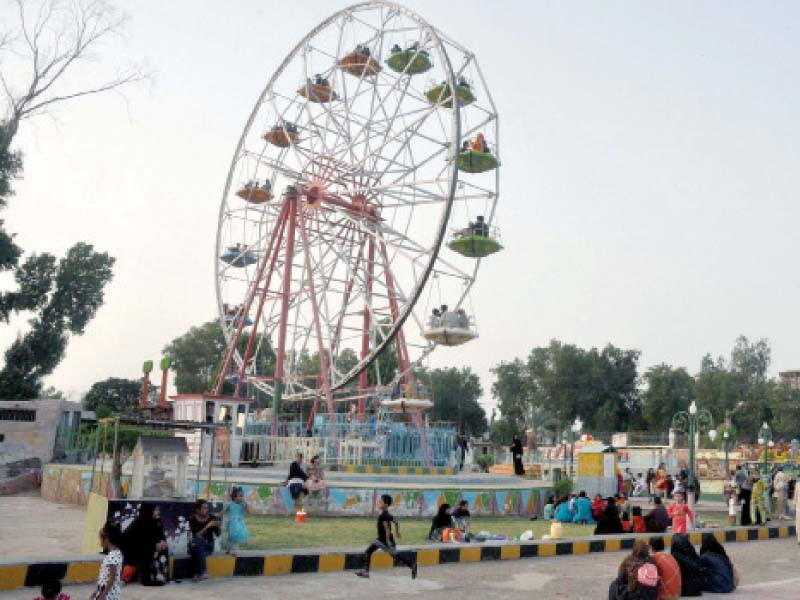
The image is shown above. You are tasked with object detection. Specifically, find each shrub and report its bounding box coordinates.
[553,477,573,498]
[476,454,494,472]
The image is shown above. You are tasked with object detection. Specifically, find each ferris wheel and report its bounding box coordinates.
[214,1,501,418]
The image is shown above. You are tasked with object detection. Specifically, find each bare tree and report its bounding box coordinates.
[0,0,145,152]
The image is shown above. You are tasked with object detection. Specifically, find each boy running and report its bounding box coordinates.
[356,494,417,579]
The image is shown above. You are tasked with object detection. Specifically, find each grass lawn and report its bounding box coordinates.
[240,515,595,550]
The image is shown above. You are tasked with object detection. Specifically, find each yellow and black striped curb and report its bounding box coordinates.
[0,524,794,591]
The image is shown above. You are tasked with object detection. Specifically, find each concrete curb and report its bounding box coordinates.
[0,524,795,591]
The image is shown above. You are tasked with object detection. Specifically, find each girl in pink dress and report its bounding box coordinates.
[668,492,695,534]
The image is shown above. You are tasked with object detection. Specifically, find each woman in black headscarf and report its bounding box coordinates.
[594,497,624,535]
[427,503,453,540]
[670,533,705,596]
[699,532,736,593]
[121,503,169,585]
[511,436,524,476]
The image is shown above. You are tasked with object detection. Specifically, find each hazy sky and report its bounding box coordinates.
[2,1,799,410]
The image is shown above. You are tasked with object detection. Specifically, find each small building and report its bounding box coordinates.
[129,436,189,500]
[779,370,800,390]
[577,444,618,498]
[0,399,85,466]
[170,394,252,467]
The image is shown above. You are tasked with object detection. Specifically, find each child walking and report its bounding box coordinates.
[224,486,249,555]
[668,491,695,534]
[728,495,739,526]
[355,494,417,579]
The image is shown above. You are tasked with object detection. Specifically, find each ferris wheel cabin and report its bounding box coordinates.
[339,45,381,77]
[298,76,338,103]
[386,43,432,74]
[423,304,478,346]
[235,181,272,204]
[426,77,476,108]
[263,122,298,147]
[220,244,258,267]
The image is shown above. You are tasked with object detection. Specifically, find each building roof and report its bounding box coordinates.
[135,436,189,454]
[169,394,253,403]
[578,444,617,454]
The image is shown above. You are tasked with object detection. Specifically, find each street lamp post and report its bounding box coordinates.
[570,417,583,477]
[671,401,714,507]
[758,422,772,478]
[723,431,730,475]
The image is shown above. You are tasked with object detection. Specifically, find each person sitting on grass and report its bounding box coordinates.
[591,494,606,520]
[608,539,659,600]
[594,497,624,535]
[453,500,471,532]
[543,495,555,520]
[35,580,70,600]
[571,491,595,524]
[699,533,737,593]
[644,497,669,533]
[649,536,681,600]
[553,495,574,522]
[630,505,646,533]
[670,534,705,597]
[356,494,417,579]
[427,503,453,541]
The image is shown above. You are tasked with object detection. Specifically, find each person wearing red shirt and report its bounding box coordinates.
[649,537,681,600]
[668,492,694,534]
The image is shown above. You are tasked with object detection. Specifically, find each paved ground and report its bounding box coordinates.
[2,538,797,599]
[0,494,85,559]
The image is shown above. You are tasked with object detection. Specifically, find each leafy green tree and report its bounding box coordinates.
[163,320,275,394]
[0,240,114,398]
[83,377,153,418]
[490,358,532,442]
[641,364,695,430]
[416,366,487,436]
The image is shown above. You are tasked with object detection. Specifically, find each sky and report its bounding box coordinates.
[2,0,799,411]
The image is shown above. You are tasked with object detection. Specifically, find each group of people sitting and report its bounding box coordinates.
[608,534,737,599]
[353,44,372,57]
[243,179,271,192]
[544,490,695,535]
[311,74,331,87]
[390,42,429,56]
[428,304,470,329]
[461,133,490,154]
[427,500,471,541]
[272,121,298,134]
[285,452,327,506]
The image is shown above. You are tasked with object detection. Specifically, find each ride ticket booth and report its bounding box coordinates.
[577,445,618,498]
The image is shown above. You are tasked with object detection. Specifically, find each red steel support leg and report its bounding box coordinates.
[358,237,375,420]
[214,201,289,395]
[298,208,335,416]
[273,196,298,434]
[377,240,429,465]
[233,203,290,396]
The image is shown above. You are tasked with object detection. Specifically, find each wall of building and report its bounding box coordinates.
[0,399,79,466]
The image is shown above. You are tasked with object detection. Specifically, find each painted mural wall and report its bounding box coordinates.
[42,464,551,518]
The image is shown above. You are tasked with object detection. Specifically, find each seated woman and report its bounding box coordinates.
[594,497,624,535]
[644,497,670,533]
[542,495,555,521]
[591,494,606,520]
[427,503,453,541]
[390,43,402,54]
[699,533,736,593]
[553,496,574,523]
[306,455,326,493]
[631,505,646,533]
[571,491,594,524]
[608,540,659,600]
[670,534,705,597]
[286,453,309,508]
[121,503,169,585]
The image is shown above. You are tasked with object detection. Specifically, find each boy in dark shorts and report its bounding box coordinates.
[355,494,417,579]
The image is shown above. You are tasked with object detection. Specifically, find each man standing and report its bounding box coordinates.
[773,466,788,519]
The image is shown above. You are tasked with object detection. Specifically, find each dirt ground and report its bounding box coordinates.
[0,493,85,558]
